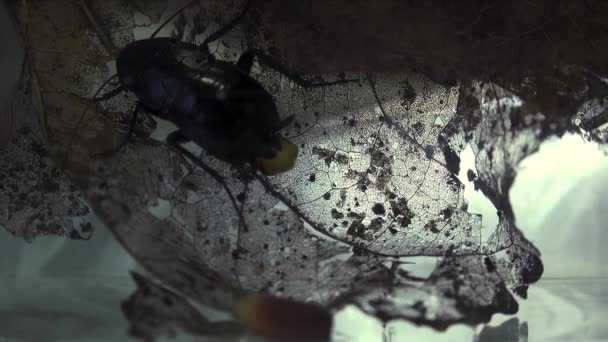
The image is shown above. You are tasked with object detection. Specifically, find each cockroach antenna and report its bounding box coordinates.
[149,0,198,39]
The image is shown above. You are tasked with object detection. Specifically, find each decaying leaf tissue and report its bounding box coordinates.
[3,0,607,340]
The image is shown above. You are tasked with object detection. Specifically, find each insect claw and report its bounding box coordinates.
[242,49,360,89]
[170,141,250,234]
[92,86,124,102]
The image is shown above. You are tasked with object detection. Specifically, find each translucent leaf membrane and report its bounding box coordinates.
[123,272,243,341]
[347,256,518,330]
[7,0,608,340]
[259,73,485,258]
[440,82,551,296]
[576,97,608,145]
[0,127,92,240]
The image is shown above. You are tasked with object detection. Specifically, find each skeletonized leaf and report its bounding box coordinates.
[8,0,608,340]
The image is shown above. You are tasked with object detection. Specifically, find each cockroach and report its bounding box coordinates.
[67,0,357,238]
[70,0,357,176]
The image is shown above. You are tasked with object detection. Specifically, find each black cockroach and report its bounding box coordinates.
[67,0,357,231]
[70,0,356,176]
